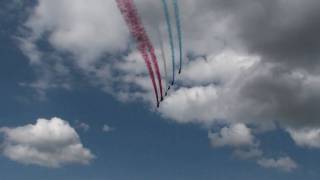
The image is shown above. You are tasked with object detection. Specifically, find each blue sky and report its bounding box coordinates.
[2,0,320,179]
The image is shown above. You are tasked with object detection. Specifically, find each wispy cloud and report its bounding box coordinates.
[102,124,114,133]
[258,157,298,172]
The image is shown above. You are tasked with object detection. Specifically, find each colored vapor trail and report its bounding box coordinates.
[116,0,163,106]
[173,0,183,74]
[145,38,164,101]
[161,0,176,86]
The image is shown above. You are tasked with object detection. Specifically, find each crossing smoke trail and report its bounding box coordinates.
[161,0,175,86]
[156,26,169,95]
[173,0,183,74]
[116,0,162,106]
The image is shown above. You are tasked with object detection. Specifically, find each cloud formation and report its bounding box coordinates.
[0,117,94,168]
[75,121,90,132]
[257,157,298,172]
[209,123,255,147]
[17,0,320,171]
[288,128,320,148]
[102,124,114,133]
[208,123,296,171]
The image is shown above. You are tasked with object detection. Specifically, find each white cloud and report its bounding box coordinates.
[208,123,255,147]
[257,157,298,172]
[102,124,114,133]
[75,121,90,132]
[0,117,94,168]
[158,50,262,126]
[287,128,320,148]
[207,124,299,172]
[160,85,221,124]
[181,50,258,86]
[18,37,42,64]
[25,0,129,66]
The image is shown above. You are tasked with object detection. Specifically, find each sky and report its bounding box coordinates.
[1,0,320,179]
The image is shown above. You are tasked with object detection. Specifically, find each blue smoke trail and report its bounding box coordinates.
[161,0,175,85]
[173,0,182,74]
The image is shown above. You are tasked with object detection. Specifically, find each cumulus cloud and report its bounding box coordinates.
[287,128,320,148]
[257,157,298,172]
[209,124,264,163]
[207,123,299,171]
[208,123,255,147]
[0,117,94,168]
[158,50,260,125]
[25,0,129,65]
[181,50,259,86]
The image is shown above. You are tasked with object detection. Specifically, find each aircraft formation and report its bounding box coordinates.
[115,0,183,108]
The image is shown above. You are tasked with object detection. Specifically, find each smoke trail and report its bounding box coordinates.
[161,0,175,85]
[173,0,183,74]
[146,42,164,100]
[128,1,163,100]
[115,0,160,106]
[138,45,160,106]
[156,26,169,95]
[124,0,163,100]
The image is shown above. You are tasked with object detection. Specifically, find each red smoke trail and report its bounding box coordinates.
[116,0,160,106]
[138,45,159,106]
[146,41,164,101]
[126,0,164,101]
